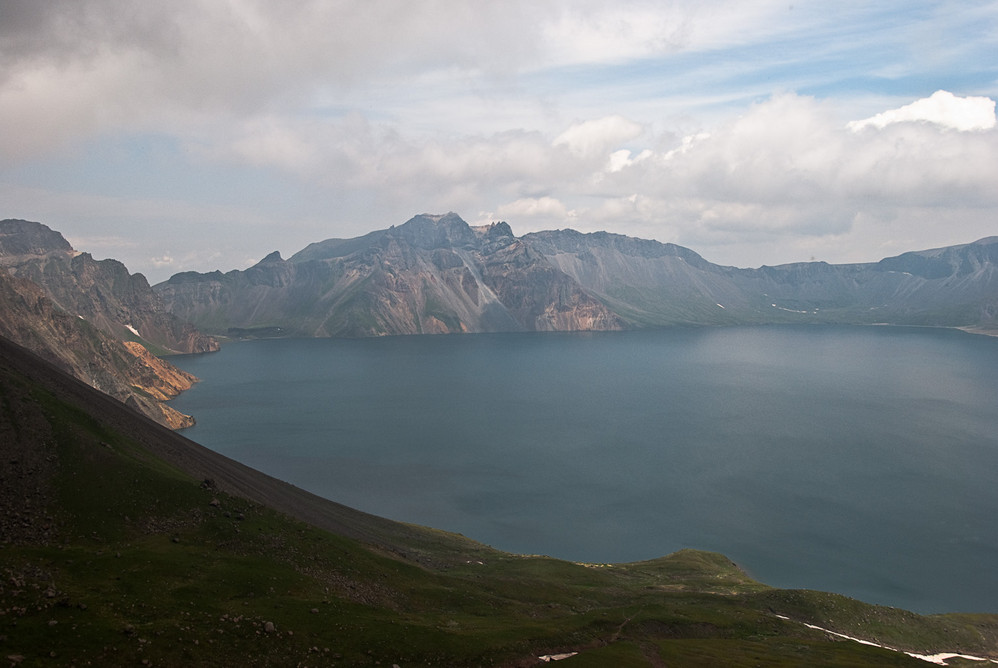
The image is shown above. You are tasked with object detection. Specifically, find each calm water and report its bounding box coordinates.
[169,326,998,614]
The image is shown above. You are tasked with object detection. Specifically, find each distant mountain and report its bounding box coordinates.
[0,219,220,427]
[157,212,622,337]
[156,213,998,337]
[527,229,998,328]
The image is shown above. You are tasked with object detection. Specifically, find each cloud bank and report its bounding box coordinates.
[1,1,996,279]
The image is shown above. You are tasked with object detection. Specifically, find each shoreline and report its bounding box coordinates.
[957,325,998,338]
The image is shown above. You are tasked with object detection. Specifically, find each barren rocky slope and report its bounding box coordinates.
[0,269,197,428]
[0,219,219,427]
[157,213,624,337]
[0,219,218,354]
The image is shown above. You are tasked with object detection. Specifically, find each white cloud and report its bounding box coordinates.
[480,91,998,265]
[150,254,176,269]
[496,196,573,221]
[847,90,997,132]
[553,115,645,161]
[607,148,652,172]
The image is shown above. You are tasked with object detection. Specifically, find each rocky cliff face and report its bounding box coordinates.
[0,270,196,428]
[0,220,218,354]
[0,219,217,428]
[156,214,998,337]
[157,213,623,337]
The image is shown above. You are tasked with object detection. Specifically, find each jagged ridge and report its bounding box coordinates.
[157,212,623,337]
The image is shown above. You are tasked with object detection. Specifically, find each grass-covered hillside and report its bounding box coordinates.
[2,335,997,666]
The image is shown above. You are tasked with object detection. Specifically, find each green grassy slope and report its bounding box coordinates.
[2,336,996,666]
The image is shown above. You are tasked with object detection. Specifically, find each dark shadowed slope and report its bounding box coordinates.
[0,332,484,562]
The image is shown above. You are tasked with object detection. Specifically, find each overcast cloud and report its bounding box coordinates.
[1,0,996,281]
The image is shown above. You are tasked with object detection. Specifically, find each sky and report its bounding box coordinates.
[2,0,997,283]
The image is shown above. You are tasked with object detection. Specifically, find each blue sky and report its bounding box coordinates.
[2,0,996,282]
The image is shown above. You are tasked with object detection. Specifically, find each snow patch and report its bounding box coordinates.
[538,652,578,662]
[776,615,998,665]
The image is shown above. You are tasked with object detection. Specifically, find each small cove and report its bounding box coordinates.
[169,325,998,614]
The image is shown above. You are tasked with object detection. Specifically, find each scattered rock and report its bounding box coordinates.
[264,621,275,633]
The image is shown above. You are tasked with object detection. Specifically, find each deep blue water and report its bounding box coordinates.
[169,325,998,614]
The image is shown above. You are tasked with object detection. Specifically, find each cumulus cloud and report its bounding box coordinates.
[553,115,645,158]
[180,89,998,266]
[463,91,998,264]
[847,90,997,132]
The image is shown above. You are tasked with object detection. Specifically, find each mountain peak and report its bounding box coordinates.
[392,212,477,249]
[258,250,284,264]
[0,219,74,258]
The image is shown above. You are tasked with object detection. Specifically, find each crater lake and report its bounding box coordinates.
[168,325,998,614]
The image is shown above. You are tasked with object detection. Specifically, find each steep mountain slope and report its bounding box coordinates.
[525,230,998,329]
[157,214,998,338]
[0,269,197,428]
[0,219,218,355]
[0,219,219,428]
[157,213,623,337]
[523,229,755,325]
[3,332,996,666]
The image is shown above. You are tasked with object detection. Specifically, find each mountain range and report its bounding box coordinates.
[156,212,998,338]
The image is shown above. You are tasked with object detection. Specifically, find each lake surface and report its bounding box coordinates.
[169,325,998,614]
